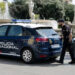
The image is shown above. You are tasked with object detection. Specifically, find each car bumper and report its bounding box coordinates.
[35,49,62,59]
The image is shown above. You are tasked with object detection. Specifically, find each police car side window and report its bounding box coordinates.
[0,26,8,36]
[23,29,31,36]
[8,26,22,36]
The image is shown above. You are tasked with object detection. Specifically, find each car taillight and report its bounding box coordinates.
[35,38,48,42]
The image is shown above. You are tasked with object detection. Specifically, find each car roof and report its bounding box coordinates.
[0,23,52,29]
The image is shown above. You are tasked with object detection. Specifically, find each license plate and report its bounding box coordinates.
[51,44,60,48]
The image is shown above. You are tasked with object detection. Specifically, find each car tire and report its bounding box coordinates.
[21,49,34,64]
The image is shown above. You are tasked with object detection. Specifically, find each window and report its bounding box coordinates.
[23,29,31,36]
[0,26,8,36]
[36,28,58,37]
[8,26,22,36]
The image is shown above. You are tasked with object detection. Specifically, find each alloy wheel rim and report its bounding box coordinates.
[22,50,32,62]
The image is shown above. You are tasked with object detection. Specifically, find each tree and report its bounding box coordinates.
[9,0,74,22]
[0,2,5,13]
[9,0,30,19]
[33,0,63,20]
[33,0,58,4]
[64,4,74,22]
[33,0,74,22]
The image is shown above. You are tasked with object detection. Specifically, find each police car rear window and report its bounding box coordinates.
[36,28,57,37]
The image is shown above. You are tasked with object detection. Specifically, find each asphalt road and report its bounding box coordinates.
[0,53,75,75]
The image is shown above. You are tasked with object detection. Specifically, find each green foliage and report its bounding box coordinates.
[33,0,74,22]
[33,0,63,20]
[9,0,74,22]
[64,4,74,22]
[9,0,30,19]
[0,2,5,13]
[35,14,40,19]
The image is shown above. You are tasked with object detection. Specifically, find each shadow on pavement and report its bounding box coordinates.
[0,55,71,67]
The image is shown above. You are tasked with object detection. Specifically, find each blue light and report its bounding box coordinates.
[12,19,31,23]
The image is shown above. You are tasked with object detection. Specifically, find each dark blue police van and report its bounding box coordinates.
[0,22,62,63]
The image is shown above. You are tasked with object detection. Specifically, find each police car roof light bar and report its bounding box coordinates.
[12,19,32,23]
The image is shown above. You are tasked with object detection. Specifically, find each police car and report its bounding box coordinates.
[0,21,62,63]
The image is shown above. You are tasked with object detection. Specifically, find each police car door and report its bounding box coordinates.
[7,25,23,56]
[0,25,9,53]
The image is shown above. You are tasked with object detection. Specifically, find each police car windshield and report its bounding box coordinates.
[36,28,57,37]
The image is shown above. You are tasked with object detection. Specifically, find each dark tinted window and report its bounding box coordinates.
[8,26,22,36]
[23,29,31,36]
[0,26,8,36]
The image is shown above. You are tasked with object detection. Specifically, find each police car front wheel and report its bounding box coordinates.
[21,49,34,64]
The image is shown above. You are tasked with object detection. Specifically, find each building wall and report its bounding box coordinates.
[0,0,3,2]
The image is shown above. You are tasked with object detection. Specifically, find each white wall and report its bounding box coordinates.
[0,0,3,2]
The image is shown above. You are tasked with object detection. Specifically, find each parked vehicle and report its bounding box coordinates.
[0,23,62,63]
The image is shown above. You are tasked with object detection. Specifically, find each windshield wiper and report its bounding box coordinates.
[52,34,57,35]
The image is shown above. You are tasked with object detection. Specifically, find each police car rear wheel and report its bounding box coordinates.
[21,49,34,64]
